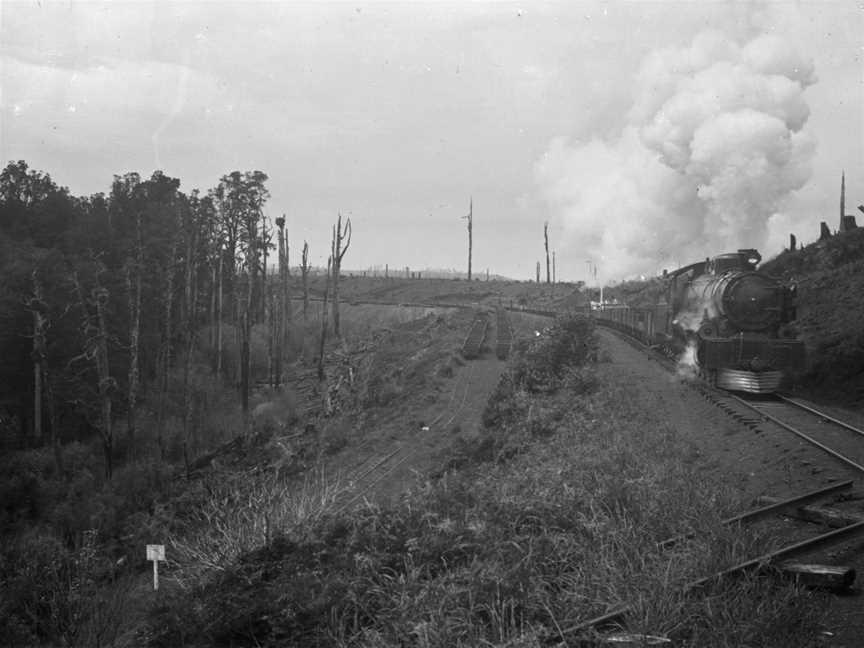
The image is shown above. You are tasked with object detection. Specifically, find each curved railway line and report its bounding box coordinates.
[583,307,864,478]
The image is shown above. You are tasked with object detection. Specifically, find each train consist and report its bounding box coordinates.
[596,249,805,393]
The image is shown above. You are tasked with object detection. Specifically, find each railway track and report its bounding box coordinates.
[461,311,489,359]
[727,393,864,474]
[336,445,415,512]
[568,325,864,640]
[335,359,478,512]
[495,307,512,359]
[593,322,864,478]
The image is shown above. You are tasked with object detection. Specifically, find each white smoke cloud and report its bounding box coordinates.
[535,30,816,279]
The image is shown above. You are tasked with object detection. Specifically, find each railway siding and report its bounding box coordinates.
[461,311,489,359]
[495,307,512,359]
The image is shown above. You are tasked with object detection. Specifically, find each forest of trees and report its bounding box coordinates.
[0,161,349,475]
[0,160,361,644]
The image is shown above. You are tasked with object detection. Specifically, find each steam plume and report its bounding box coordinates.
[535,30,816,279]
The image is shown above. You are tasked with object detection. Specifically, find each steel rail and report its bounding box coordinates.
[778,395,864,439]
[564,519,864,637]
[730,394,864,474]
[348,446,402,486]
[598,324,864,474]
[338,449,415,512]
[657,479,853,550]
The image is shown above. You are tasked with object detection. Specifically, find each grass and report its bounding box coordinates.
[142,316,829,647]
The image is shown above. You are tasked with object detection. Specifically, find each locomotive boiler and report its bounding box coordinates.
[662,248,805,392]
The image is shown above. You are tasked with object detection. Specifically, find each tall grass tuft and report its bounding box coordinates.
[168,467,348,589]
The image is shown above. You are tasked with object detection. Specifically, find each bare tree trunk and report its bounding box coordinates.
[31,282,43,444]
[182,215,199,475]
[44,364,61,473]
[463,199,473,281]
[28,270,47,444]
[29,269,61,469]
[156,239,178,460]
[240,276,251,416]
[209,261,217,350]
[330,214,352,339]
[216,242,224,378]
[318,255,332,413]
[274,217,286,386]
[536,261,540,283]
[262,213,269,326]
[125,214,143,460]
[544,221,550,284]
[266,281,274,388]
[282,223,291,354]
[234,297,242,386]
[93,287,114,479]
[301,241,310,321]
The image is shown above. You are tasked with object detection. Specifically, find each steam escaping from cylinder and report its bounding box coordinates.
[677,339,700,381]
[535,30,816,279]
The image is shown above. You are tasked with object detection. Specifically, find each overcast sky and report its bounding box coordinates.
[1,1,862,281]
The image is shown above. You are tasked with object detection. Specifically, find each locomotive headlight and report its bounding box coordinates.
[750,356,768,371]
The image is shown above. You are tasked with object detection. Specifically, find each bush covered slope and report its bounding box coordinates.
[762,228,864,405]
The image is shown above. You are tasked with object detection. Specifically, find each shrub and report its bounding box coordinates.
[510,315,596,393]
[0,528,134,647]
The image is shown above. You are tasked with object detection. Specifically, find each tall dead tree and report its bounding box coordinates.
[261,212,270,324]
[462,198,473,281]
[281,219,292,361]
[544,221,550,284]
[274,216,286,386]
[330,213,352,338]
[301,241,310,321]
[318,255,333,414]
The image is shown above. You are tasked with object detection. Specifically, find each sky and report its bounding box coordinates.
[1,1,862,282]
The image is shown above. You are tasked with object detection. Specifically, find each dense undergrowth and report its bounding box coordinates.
[142,315,827,647]
[762,228,864,405]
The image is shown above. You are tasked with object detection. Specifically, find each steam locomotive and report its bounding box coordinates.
[597,249,805,393]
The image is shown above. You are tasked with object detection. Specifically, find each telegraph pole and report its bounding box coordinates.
[462,198,473,281]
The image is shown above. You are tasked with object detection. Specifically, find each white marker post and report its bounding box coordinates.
[146,544,165,591]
